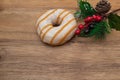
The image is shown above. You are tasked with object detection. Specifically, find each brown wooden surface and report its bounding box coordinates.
[0,0,120,80]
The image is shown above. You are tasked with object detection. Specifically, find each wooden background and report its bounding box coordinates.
[0,0,120,80]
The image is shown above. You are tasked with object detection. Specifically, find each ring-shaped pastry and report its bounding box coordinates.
[36,9,77,45]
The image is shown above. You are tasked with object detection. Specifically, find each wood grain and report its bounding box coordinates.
[0,0,120,80]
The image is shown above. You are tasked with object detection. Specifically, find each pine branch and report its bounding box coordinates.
[108,13,120,31]
[79,21,110,39]
[75,0,96,19]
[109,8,120,14]
[91,21,110,40]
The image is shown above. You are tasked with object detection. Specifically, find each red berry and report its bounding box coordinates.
[84,16,93,23]
[78,24,84,29]
[92,15,97,20]
[75,29,81,35]
[96,16,102,22]
[92,15,102,22]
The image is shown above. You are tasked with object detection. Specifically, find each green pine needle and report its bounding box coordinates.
[108,13,120,31]
[74,10,81,18]
[75,0,96,19]
[79,21,111,40]
[90,21,110,40]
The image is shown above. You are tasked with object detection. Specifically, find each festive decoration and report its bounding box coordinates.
[75,29,81,35]
[75,0,120,40]
[95,0,111,14]
[78,24,84,29]
[108,13,120,30]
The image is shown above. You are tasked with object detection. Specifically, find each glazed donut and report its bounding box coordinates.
[36,9,77,45]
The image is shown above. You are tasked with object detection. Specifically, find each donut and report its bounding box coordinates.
[36,9,77,45]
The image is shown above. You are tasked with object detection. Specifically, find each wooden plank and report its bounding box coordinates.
[0,0,120,80]
[0,0,77,9]
[0,0,120,9]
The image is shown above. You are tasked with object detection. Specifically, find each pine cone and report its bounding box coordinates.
[95,0,111,14]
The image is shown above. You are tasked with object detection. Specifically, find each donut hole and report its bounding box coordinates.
[53,23,60,27]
